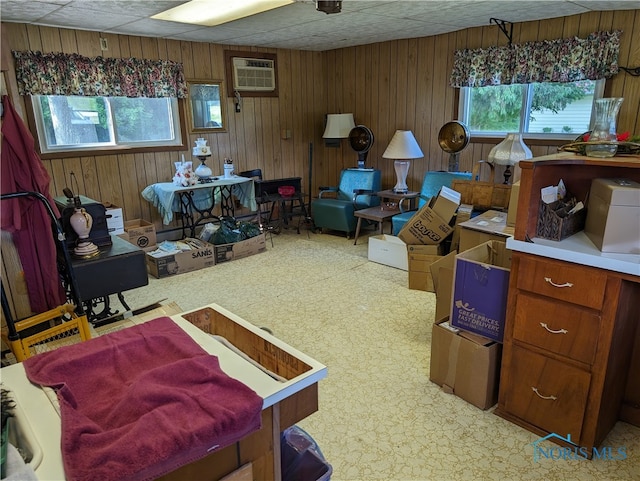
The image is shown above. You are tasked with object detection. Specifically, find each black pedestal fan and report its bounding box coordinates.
[438,121,470,172]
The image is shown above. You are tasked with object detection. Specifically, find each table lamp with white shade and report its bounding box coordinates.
[382,130,424,193]
[488,133,532,184]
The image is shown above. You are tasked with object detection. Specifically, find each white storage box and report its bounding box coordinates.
[368,234,408,271]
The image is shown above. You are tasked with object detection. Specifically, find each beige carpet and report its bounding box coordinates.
[122,228,640,481]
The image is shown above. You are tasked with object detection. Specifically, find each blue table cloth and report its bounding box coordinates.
[142,177,257,225]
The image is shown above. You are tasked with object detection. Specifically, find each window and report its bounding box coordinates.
[31,95,183,154]
[458,79,605,140]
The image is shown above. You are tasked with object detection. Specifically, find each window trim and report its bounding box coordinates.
[25,95,188,160]
[457,79,606,143]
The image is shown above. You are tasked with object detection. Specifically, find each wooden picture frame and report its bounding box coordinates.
[187,80,226,132]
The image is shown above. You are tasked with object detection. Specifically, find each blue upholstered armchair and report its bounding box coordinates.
[312,168,381,237]
[391,171,472,235]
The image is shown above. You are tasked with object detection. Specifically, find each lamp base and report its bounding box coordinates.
[502,165,512,185]
[393,159,410,194]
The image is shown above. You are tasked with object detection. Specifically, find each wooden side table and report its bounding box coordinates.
[376,189,420,213]
[353,206,398,245]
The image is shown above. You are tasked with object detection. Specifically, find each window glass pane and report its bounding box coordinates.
[38,96,113,147]
[460,80,602,139]
[33,95,181,153]
[527,80,596,135]
[467,84,524,133]
[110,97,175,142]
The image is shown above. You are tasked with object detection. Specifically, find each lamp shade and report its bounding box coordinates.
[488,133,532,166]
[323,113,355,138]
[382,130,424,159]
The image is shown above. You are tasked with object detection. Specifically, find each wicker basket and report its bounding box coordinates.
[536,198,587,241]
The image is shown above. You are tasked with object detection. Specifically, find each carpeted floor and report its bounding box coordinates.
[122,228,640,481]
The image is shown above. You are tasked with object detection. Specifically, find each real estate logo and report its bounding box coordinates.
[531,433,627,462]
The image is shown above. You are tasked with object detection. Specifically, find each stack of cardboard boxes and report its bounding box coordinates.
[117,216,266,279]
[427,201,518,410]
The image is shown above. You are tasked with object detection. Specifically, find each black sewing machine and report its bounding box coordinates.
[55,193,112,248]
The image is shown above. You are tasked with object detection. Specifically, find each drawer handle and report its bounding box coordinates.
[532,387,557,401]
[540,322,568,335]
[544,277,573,288]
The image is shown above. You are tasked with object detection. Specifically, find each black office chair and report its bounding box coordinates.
[238,169,275,244]
[239,169,263,181]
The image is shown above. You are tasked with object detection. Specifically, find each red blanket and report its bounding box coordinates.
[23,317,263,481]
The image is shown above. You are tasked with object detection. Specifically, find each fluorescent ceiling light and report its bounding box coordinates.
[152,0,294,27]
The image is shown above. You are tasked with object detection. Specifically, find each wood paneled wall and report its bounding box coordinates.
[1,23,327,231]
[325,9,640,190]
[1,9,639,232]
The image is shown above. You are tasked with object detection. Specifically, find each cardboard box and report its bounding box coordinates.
[458,210,513,253]
[407,244,445,291]
[430,251,456,321]
[506,181,520,227]
[368,234,408,271]
[398,187,461,246]
[214,233,267,264]
[451,240,511,342]
[429,186,462,223]
[146,238,215,279]
[449,204,473,254]
[430,317,502,410]
[104,202,124,235]
[584,178,640,254]
[119,219,156,248]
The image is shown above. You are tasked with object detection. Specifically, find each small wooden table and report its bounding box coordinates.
[376,189,420,213]
[353,205,399,245]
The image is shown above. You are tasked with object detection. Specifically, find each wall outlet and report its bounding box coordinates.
[100,38,108,51]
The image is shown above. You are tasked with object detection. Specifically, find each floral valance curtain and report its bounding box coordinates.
[450,30,621,88]
[12,51,187,98]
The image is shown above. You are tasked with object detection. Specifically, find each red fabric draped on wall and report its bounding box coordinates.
[1,95,66,313]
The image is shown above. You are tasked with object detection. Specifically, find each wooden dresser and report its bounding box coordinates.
[495,153,640,456]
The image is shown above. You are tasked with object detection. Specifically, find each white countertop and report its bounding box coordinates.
[506,232,640,277]
[0,304,327,480]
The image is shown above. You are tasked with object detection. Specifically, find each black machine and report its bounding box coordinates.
[54,192,112,248]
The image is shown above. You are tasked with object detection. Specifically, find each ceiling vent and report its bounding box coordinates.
[232,57,276,92]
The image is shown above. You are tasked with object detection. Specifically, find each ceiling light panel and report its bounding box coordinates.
[152,0,294,27]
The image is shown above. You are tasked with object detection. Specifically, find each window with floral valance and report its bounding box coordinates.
[12,50,187,98]
[450,30,621,88]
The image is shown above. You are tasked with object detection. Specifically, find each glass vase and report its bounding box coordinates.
[585,97,623,158]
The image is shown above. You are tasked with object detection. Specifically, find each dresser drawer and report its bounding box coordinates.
[503,346,591,442]
[516,256,606,310]
[513,293,601,364]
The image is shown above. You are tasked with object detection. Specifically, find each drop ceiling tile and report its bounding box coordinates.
[0,0,67,22]
[32,5,145,30]
[80,0,186,17]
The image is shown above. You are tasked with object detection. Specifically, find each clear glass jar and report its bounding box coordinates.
[585,98,623,158]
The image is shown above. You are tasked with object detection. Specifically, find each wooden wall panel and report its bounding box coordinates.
[1,10,638,235]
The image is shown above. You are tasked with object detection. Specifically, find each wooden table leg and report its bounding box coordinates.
[354,217,363,245]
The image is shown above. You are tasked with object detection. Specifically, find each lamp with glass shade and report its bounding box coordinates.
[382,130,424,193]
[488,133,532,184]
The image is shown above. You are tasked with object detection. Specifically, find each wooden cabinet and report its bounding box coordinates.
[495,153,640,456]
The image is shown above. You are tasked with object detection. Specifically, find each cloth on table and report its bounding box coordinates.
[141,179,256,224]
[23,316,263,481]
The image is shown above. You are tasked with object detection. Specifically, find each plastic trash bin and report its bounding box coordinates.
[281,425,332,481]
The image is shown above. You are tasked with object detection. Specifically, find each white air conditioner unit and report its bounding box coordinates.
[232,57,276,92]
